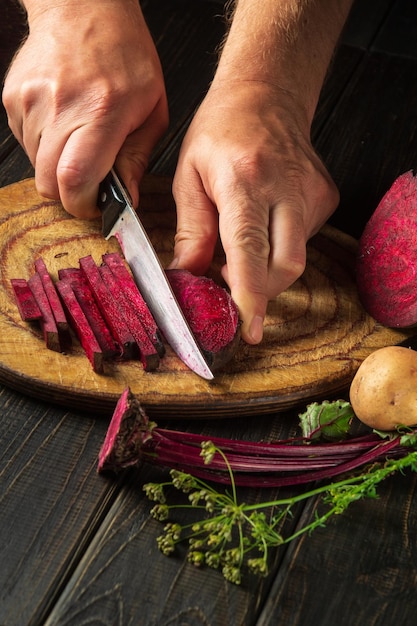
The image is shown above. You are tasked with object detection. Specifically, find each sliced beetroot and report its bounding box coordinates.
[34,257,72,347]
[356,171,417,327]
[99,264,159,372]
[102,252,165,357]
[11,278,42,321]
[166,269,241,370]
[58,267,118,359]
[97,387,154,472]
[28,272,62,352]
[56,279,104,373]
[79,255,137,359]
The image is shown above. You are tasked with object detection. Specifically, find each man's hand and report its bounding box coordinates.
[2,0,168,217]
[171,0,353,344]
[172,79,339,344]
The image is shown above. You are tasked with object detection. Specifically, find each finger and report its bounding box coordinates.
[266,201,307,299]
[55,96,168,217]
[218,196,270,345]
[34,121,119,218]
[115,97,169,208]
[170,166,219,274]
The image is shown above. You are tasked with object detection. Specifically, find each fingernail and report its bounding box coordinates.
[248,315,264,344]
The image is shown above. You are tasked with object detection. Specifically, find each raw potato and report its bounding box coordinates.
[350,346,417,430]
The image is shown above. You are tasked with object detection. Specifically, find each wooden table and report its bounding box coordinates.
[1,1,417,624]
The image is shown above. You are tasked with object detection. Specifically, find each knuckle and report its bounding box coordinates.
[56,161,87,191]
[224,213,270,262]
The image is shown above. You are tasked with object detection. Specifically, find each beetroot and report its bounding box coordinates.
[34,258,70,343]
[11,253,241,375]
[27,273,62,352]
[79,255,137,359]
[166,269,241,370]
[11,278,42,321]
[102,253,165,357]
[357,170,417,327]
[99,264,159,372]
[58,268,118,359]
[98,387,154,472]
[98,388,409,488]
[56,279,104,373]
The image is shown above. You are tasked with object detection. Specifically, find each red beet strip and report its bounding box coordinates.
[34,258,71,342]
[11,278,42,321]
[79,255,137,360]
[56,279,104,373]
[58,268,118,359]
[102,252,165,357]
[27,272,62,352]
[99,264,159,371]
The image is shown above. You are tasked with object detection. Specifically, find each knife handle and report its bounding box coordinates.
[97,170,133,237]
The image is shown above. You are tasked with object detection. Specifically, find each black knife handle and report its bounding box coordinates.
[97,170,131,237]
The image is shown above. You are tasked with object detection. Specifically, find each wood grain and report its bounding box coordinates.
[0,177,411,418]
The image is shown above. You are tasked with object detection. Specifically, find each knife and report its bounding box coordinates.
[97,168,214,380]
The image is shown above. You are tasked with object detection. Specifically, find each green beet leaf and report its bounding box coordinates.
[299,400,354,441]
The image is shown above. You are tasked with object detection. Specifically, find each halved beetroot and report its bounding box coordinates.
[166,269,241,371]
[357,170,417,327]
[97,387,153,472]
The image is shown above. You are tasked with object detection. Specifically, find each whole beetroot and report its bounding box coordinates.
[356,170,417,327]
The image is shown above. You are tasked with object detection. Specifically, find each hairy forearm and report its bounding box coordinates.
[217,0,354,124]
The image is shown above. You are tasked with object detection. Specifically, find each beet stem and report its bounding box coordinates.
[97,388,408,488]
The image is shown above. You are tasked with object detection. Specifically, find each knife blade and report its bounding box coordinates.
[97,168,214,380]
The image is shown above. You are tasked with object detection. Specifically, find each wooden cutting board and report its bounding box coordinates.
[0,176,411,418]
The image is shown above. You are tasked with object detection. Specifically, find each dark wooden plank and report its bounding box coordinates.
[41,418,308,626]
[0,387,120,626]
[146,0,227,174]
[0,143,33,186]
[372,0,417,59]
[322,52,417,239]
[340,0,395,49]
[257,471,417,626]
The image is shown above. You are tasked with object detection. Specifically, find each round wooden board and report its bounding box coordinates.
[0,177,411,418]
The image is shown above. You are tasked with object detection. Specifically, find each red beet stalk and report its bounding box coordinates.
[98,388,409,487]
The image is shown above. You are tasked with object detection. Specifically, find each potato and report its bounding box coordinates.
[350,346,417,430]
